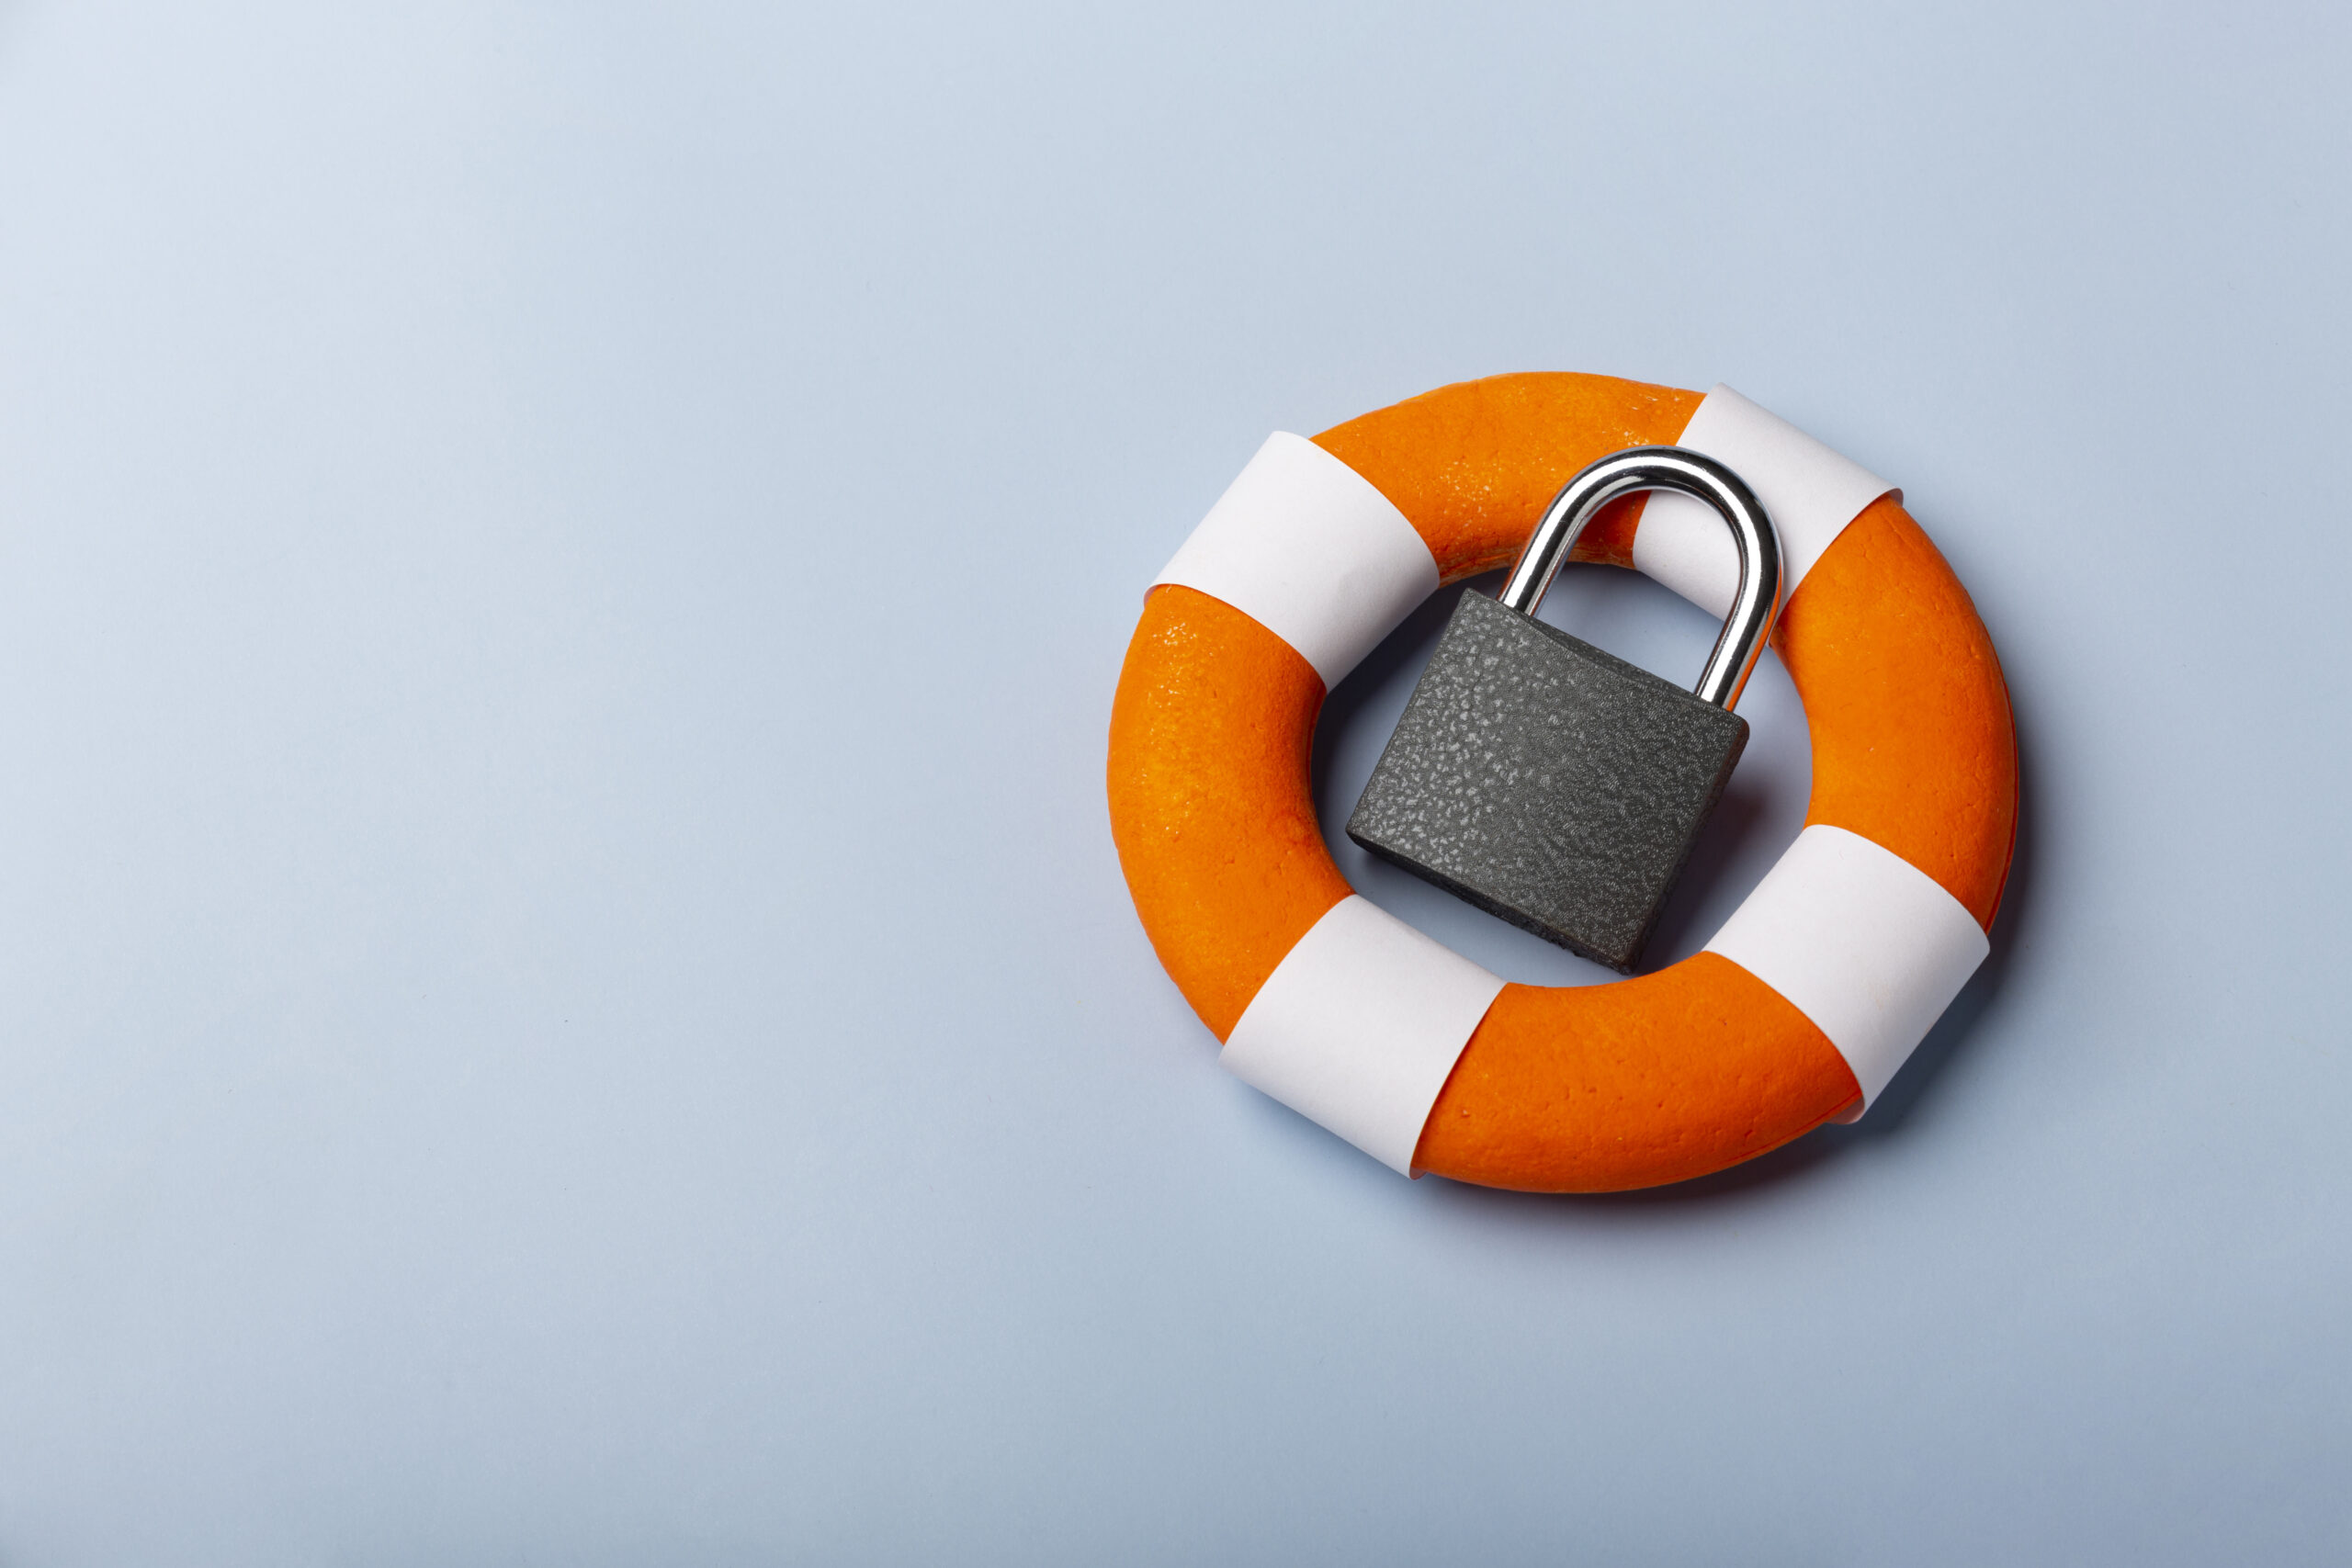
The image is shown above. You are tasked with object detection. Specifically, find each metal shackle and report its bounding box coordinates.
[1498,446,1783,712]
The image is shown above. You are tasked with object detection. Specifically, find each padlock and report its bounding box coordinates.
[1345,447,1782,974]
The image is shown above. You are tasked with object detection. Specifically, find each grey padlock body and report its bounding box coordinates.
[1345,591,1746,972]
[1344,446,1781,975]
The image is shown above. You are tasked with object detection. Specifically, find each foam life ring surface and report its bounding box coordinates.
[1108,374,2017,1192]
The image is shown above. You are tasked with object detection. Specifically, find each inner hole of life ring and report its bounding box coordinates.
[1309,563,1815,990]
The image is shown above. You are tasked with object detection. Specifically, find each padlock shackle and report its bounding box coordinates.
[1498,446,1783,711]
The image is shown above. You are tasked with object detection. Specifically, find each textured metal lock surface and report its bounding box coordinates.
[1346,590,1748,974]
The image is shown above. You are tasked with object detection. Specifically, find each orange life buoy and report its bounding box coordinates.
[1108,372,2017,1191]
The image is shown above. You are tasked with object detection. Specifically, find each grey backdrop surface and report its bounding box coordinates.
[0,1,2346,1562]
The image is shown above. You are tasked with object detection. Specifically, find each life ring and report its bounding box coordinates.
[1108,373,2017,1192]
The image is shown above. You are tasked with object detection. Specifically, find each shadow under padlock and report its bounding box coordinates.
[1346,447,1782,974]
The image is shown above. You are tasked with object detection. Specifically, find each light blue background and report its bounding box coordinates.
[0,1,2346,1562]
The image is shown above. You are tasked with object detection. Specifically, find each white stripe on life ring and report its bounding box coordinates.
[1220,896,1505,1176]
[1151,432,1437,690]
[1705,825,1989,1106]
[1633,384,1894,621]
